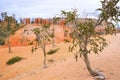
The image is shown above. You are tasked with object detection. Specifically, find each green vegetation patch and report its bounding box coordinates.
[47,48,59,55]
[48,58,55,63]
[64,39,70,43]
[0,39,5,45]
[6,56,23,65]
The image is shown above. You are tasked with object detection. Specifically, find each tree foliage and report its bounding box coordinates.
[60,10,109,57]
[32,23,58,68]
[97,0,120,34]
[55,0,119,79]
[0,12,24,53]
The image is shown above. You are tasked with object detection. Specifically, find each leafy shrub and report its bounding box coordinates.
[31,46,38,53]
[50,33,54,38]
[0,74,2,77]
[64,39,70,43]
[0,39,5,45]
[29,41,33,45]
[6,56,23,65]
[47,48,59,55]
[48,58,55,63]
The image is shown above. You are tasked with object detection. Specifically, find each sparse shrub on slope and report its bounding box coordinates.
[47,48,59,55]
[6,56,23,65]
[0,38,5,45]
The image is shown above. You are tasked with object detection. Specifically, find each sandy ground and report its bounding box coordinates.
[0,34,120,80]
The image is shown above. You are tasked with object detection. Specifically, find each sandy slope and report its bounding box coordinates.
[0,34,120,80]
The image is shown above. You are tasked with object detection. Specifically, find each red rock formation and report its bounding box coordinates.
[42,19,49,24]
[35,18,42,24]
[23,18,30,24]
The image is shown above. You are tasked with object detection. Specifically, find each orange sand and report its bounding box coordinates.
[0,34,120,80]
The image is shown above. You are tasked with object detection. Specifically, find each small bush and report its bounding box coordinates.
[64,39,70,43]
[29,41,33,45]
[6,56,23,65]
[50,33,54,38]
[31,46,38,53]
[48,58,55,63]
[47,48,59,55]
[0,39,5,45]
[0,74,2,77]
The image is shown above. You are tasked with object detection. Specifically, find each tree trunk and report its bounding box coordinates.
[52,38,55,47]
[36,33,41,47]
[83,54,105,79]
[52,27,55,47]
[42,47,47,68]
[7,37,12,53]
[83,54,95,75]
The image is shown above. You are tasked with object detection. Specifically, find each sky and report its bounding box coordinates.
[0,0,102,19]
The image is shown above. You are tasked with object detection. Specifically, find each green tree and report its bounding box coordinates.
[32,23,57,68]
[51,17,60,46]
[0,12,24,53]
[56,0,119,79]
